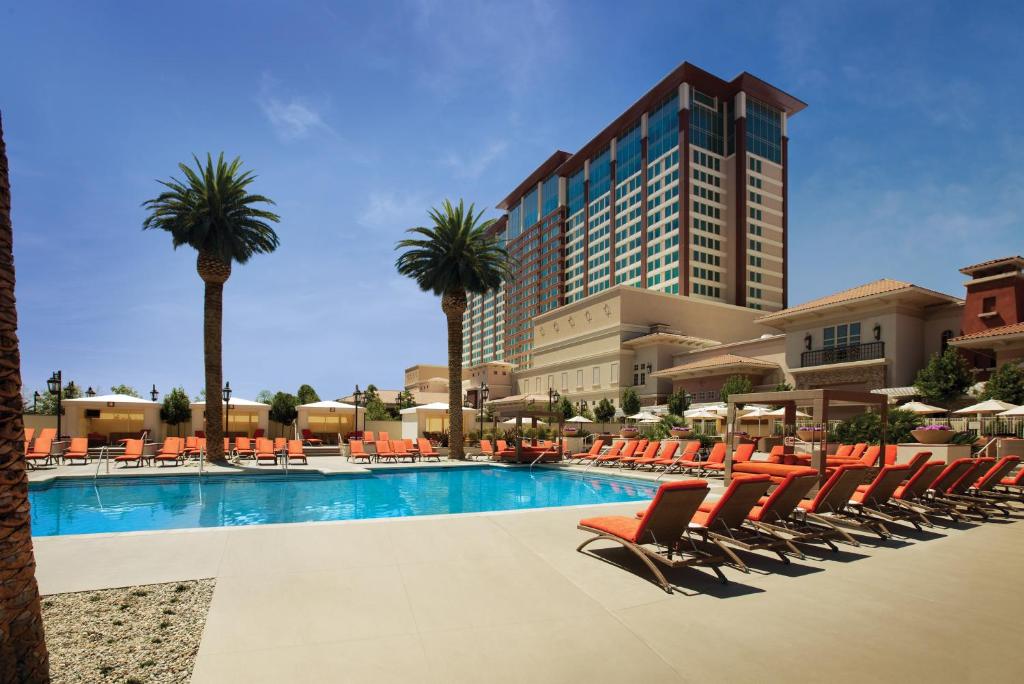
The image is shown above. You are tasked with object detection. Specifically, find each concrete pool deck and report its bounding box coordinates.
[30,476,1024,683]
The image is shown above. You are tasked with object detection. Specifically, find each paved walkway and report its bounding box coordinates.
[32,488,1024,683]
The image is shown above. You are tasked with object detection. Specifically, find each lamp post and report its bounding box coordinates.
[222,382,232,437]
[478,382,489,443]
[46,370,62,440]
[352,385,364,435]
[548,388,561,448]
[33,391,40,413]
[85,386,96,397]
[150,384,159,402]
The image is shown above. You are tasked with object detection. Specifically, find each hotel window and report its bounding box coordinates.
[746,98,782,163]
[610,363,618,383]
[561,372,568,391]
[982,297,996,314]
[535,377,540,392]
[823,323,861,348]
[749,157,763,173]
[576,369,584,388]
[593,366,601,387]
[547,375,553,389]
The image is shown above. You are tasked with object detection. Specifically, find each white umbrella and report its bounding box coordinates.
[503,417,545,425]
[638,417,661,424]
[629,411,659,422]
[739,407,775,419]
[900,401,947,415]
[997,405,1024,417]
[764,407,810,418]
[954,400,1018,415]
[565,415,591,423]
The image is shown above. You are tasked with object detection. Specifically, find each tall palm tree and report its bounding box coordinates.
[0,112,51,681]
[395,200,509,459]
[143,154,280,462]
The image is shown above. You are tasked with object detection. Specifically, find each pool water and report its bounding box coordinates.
[29,467,658,536]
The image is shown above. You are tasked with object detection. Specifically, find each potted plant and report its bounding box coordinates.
[562,425,580,436]
[733,430,754,445]
[911,424,954,444]
[669,425,693,438]
[796,426,824,442]
[619,425,639,439]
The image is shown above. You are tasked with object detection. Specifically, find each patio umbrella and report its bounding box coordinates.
[738,406,774,435]
[503,417,545,425]
[954,399,1018,415]
[997,405,1024,417]
[565,415,591,423]
[764,407,810,419]
[629,411,659,422]
[900,401,947,415]
[638,417,661,424]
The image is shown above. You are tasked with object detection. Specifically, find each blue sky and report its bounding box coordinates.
[2,0,1022,400]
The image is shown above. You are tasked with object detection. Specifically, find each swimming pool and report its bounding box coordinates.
[29,467,658,536]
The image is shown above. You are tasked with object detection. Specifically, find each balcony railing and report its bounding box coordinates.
[800,341,885,368]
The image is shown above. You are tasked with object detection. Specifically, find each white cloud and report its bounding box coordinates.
[260,97,333,141]
[357,191,434,230]
[439,139,508,179]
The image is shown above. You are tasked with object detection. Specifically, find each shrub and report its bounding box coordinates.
[621,388,641,416]
[915,347,973,405]
[981,363,1024,405]
[832,408,922,445]
[667,390,689,418]
[720,375,753,403]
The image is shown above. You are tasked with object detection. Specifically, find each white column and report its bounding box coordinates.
[734,91,747,119]
[610,138,617,162]
[641,113,648,138]
[679,82,690,109]
[781,111,788,138]
[558,176,567,206]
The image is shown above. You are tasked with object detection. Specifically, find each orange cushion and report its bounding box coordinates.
[579,516,642,543]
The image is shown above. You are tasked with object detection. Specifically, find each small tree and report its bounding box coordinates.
[773,382,794,392]
[621,388,641,416]
[593,398,616,432]
[363,384,390,421]
[110,384,141,398]
[160,386,191,436]
[667,390,689,417]
[269,392,299,434]
[296,384,320,405]
[255,389,274,404]
[915,347,973,405]
[395,389,415,411]
[556,396,575,421]
[981,363,1024,405]
[35,381,81,415]
[720,375,753,403]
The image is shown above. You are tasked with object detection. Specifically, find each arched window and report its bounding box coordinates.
[940,330,954,351]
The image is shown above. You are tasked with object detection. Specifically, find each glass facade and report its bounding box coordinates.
[508,201,522,241]
[746,98,782,163]
[522,187,538,230]
[614,121,644,288]
[564,168,587,304]
[689,89,724,155]
[647,95,678,161]
[587,147,612,296]
[541,174,559,216]
[616,122,641,179]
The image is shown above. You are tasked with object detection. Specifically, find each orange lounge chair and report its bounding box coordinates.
[378,431,390,441]
[740,468,823,553]
[255,438,279,465]
[619,440,660,468]
[476,439,495,461]
[391,440,415,463]
[25,437,54,468]
[655,441,701,473]
[993,460,1024,498]
[36,428,56,443]
[792,463,870,545]
[114,439,145,468]
[592,441,630,466]
[571,439,605,464]
[577,479,727,592]
[374,440,397,463]
[833,444,854,458]
[967,456,1020,506]
[285,440,308,464]
[154,437,184,466]
[234,437,255,460]
[348,440,371,463]
[417,438,441,462]
[918,458,982,521]
[887,460,948,522]
[930,457,1009,518]
[849,443,868,460]
[301,429,323,446]
[702,443,753,476]
[634,441,679,470]
[63,437,90,465]
[364,431,375,443]
[182,436,200,459]
[845,464,918,536]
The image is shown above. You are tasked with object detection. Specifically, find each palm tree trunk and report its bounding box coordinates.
[442,290,467,460]
[0,112,51,682]
[202,279,226,463]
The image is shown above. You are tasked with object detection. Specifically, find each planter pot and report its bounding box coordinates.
[911,429,954,445]
[619,428,640,438]
[796,429,823,442]
[669,427,693,438]
[562,427,580,436]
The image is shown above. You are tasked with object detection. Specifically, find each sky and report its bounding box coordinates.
[2,0,1022,401]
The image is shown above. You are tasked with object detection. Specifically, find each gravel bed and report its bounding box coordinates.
[41,579,215,683]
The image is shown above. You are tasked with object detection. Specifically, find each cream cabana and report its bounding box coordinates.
[63,394,162,444]
[296,400,363,444]
[399,402,477,440]
[190,397,270,438]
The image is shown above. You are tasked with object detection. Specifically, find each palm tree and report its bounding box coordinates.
[143,153,280,462]
[0,112,51,681]
[395,200,509,459]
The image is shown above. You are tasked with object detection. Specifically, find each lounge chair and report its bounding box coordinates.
[374,440,397,463]
[63,437,90,465]
[993,461,1024,499]
[475,439,495,461]
[968,455,1020,503]
[286,440,308,464]
[577,479,728,592]
[391,440,415,462]
[846,463,919,535]
[833,444,854,458]
[849,443,868,460]
[182,436,200,460]
[25,437,54,468]
[254,438,279,465]
[702,443,753,476]
[571,439,605,464]
[417,438,442,461]
[740,468,823,553]
[154,437,185,466]
[378,431,390,441]
[36,428,57,443]
[634,441,679,470]
[234,437,255,460]
[887,460,948,522]
[114,439,145,468]
[619,440,660,468]
[932,457,1010,518]
[592,441,630,466]
[364,431,375,443]
[655,441,701,473]
[301,429,323,446]
[348,440,371,463]
[791,463,871,546]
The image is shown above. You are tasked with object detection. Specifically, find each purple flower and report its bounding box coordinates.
[918,424,952,431]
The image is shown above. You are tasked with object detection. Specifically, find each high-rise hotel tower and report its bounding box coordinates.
[463,62,805,371]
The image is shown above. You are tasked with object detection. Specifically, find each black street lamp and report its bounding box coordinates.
[478,382,489,442]
[33,391,40,413]
[46,370,62,439]
[85,386,96,397]
[222,382,232,437]
[548,387,560,410]
[352,385,364,435]
[150,384,159,402]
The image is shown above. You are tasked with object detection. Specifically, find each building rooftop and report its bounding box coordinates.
[756,279,962,326]
[959,255,1024,277]
[651,353,778,379]
[950,321,1024,344]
